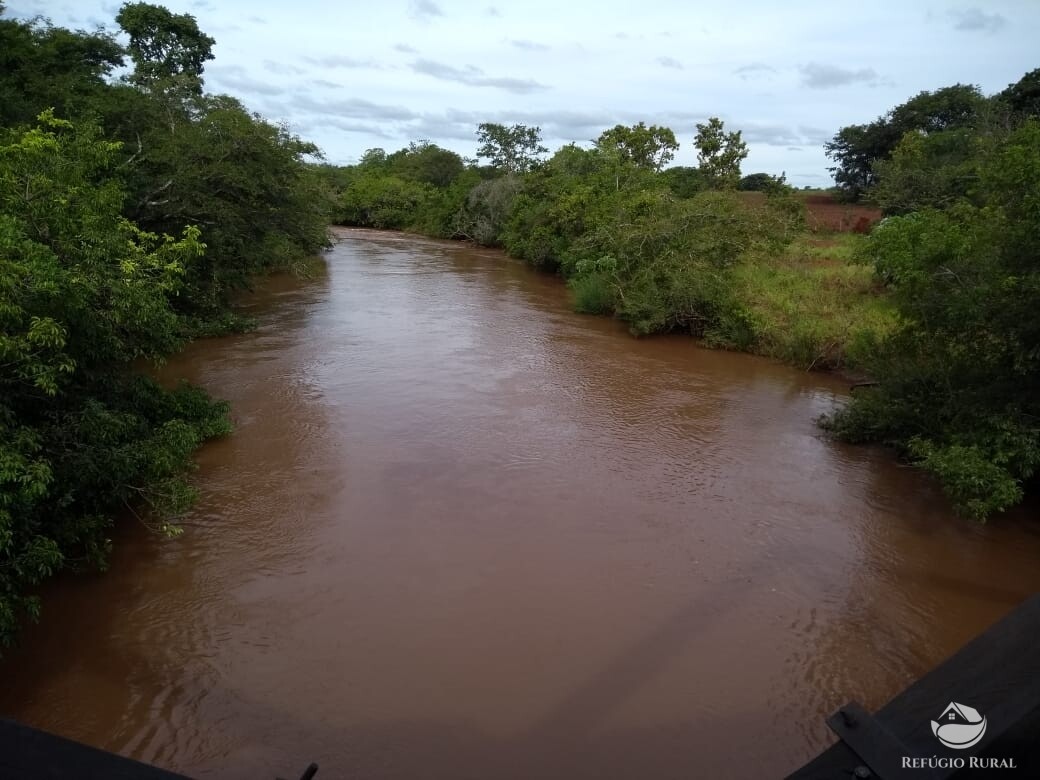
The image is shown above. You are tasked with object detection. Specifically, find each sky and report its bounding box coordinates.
[8,0,1040,186]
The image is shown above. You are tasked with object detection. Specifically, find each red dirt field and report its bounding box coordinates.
[740,191,882,233]
[801,193,882,233]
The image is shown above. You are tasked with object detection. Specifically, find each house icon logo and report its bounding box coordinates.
[931,702,987,749]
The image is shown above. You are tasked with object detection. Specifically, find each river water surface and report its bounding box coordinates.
[3,229,1039,779]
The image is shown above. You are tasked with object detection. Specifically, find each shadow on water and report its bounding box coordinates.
[183,544,794,780]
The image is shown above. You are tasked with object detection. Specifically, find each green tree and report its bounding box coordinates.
[359,147,389,169]
[694,117,747,190]
[475,122,547,173]
[823,122,896,201]
[339,173,432,229]
[0,10,124,127]
[594,122,678,171]
[0,2,332,648]
[887,83,985,133]
[825,84,986,201]
[499,144,630,266]
[871,127,981,215]
[388,140,465,187]
[455,175,524,245]
[327,139,475,236]
[998,68,1040,119]
[738,172,786,191]
[0,114,231,646]
[116,1,215,97]
[661,165,704,198]
[112,92,330,317]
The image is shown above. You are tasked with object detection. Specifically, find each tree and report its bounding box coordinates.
[359,147,388,169]
[116,2,215,96]
[871,127,980,214]
[0,114,231,646]
[594,122,678,171]
[888,84,985,134]
[998,68,1040,119]
[497,144,623,265]
[693,117,747,189]
[824,120,1040,520]
[453,175,524,245]
[825,84,986,201]
[823,121,900,201]
[661,166,704,198]
[475,122,547,173]
[339,173,432,229]
[123,94,330,314]
[739,172,786,191]
[388,140,465,187]
[0,11,124,127]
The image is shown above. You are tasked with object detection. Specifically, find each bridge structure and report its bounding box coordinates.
[788,593,1040,778]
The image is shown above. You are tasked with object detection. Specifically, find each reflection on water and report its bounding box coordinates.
[2,228,1038,779]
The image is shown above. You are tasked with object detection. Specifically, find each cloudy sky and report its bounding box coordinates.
[9,0,1040,185]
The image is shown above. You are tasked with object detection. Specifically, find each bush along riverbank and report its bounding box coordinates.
[320,125,894,371]
[322,72,1040,522]
[0,3,332,648]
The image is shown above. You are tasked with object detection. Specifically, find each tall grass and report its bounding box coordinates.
[731,234,897,369]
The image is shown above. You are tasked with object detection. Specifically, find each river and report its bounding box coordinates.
[2,229,1039,779]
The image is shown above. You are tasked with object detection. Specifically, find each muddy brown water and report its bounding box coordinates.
[3,229,1039,779]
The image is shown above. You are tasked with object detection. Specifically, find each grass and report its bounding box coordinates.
[732,233,898,370]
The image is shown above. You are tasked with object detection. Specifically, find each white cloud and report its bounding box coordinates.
[408,0,443,22]
[410,59,549,94]
[509,39,550,51]
[799,62,885,89]
[949,7,1007,33]
[302,55,381,70]
[734,63,776,80]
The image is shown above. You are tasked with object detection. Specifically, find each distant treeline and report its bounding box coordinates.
[321,68,1040,522]
[319,118,804,336]
[0,2,330,647]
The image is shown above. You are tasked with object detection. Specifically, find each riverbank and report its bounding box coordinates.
[334,222,896,375]
[322,149,897,375]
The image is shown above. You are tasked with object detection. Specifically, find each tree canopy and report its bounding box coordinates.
[116,1,215,95]
[475,122,548,173]
[694,117,748,190]
[825,84,987,201]
[998,68,1040,118]
[594,122,678,172]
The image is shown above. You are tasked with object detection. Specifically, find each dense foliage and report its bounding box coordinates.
[823,72,1040,520]
[824,70,1040,204]
[0,3,329,647]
